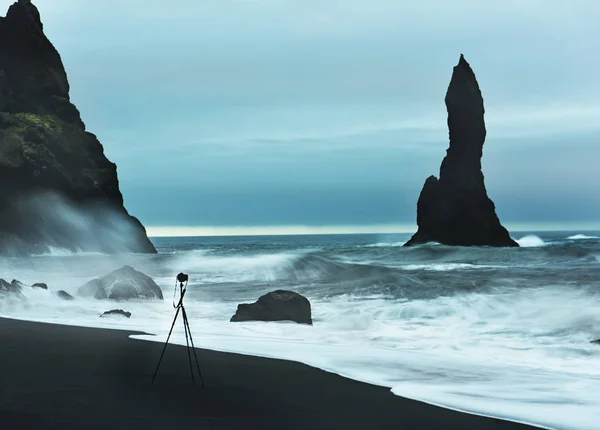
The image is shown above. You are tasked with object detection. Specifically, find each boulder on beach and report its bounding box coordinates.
[404,55,518,248]
[31,282,48,290]
[0,0,156,255]
[77,266,163,301]
[231,290,312,325]
[56,290,74,300]
[100,309,131,318]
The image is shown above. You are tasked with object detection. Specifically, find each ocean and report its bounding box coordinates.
[1,231,599,430]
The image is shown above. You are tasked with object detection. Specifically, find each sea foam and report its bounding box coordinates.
[567,234,599,240]
[515,235,546,247]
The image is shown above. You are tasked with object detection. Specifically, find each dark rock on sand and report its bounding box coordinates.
[0,1,155,255]
[0,278,24,298]
[100,309,131,318]
[77,266,163,301]
[31,282,48,290]
[231,290,312,325]
[405,55,518,248]
[56,290,74,300]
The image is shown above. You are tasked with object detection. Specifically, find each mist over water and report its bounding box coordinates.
[1,231,600,430]
[1,191,154,255]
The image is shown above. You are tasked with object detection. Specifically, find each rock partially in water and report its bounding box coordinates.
[56,290,74,300]
[100,309,131,318]
[31,282,48,290]
[0,278,25,299]
[591,339,600,345]
[11,279,26,289]
[77,266,163,301]
[405,55,517,247]
[231,290,312,325]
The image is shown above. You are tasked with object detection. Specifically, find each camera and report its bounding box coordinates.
[176,272,189,284]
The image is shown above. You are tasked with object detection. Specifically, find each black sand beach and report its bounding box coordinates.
[0,317,539,430]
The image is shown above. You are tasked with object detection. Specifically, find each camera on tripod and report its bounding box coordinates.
[176,272,189,285]
[152,271,204,387]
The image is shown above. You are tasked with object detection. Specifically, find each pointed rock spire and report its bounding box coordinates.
[405,55,517,247]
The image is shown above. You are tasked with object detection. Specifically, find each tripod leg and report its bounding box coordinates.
[182,307,205,388]
[152,306,181,383]
[182,309,196,384]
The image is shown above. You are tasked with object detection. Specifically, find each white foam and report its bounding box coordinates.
[364,241,406,248]
[402,263,500,271]
[567,234,599,240]
[41,246,107,257]
[167,251,301,283]
[515,235,546,247]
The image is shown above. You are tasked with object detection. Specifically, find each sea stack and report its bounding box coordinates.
[404,55,518,247]
[0,1,156,254]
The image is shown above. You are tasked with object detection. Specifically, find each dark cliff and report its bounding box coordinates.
[0,0,156,255]
[405,55,518,247]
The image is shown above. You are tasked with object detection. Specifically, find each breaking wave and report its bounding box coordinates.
[515,235,546,247]
[363,241,406,248]
[568,234,599,240]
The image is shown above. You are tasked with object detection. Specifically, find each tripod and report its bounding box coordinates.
[152,273,205,387]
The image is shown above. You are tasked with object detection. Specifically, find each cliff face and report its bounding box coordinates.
[405,55,518,247]
[0,0,156,255]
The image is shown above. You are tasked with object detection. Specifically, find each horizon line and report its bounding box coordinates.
[145,222,600,238]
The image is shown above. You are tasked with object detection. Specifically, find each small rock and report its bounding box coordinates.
[56,290,74,300]
[231,290,312,325]
[591,339,600,345]
[100,309,131,318]
[31,282,48,290]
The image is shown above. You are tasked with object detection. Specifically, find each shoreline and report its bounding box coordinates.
[0,317,540,429]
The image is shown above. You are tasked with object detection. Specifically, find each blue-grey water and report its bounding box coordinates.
[1,231,599,430]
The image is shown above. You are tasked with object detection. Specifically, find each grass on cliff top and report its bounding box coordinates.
[12,113,63,133]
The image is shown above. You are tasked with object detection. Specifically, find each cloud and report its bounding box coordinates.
[3,0,600,227]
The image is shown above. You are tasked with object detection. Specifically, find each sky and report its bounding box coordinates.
[5,0,600,235]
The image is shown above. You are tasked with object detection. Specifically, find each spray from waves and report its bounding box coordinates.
[363,241,406,248]
[568,234,599,240]
[162,247,381,287]
[401,263,501,271]
[166,250,306,284]
[41,246,108,257]
[161,249,214,255]
[515,235,546,247]
[6,191,154,255]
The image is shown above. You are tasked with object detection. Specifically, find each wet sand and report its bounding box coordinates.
[0,317,539,429]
